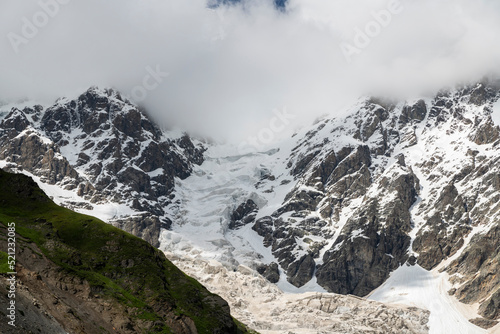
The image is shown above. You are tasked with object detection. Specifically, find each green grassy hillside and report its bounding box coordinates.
[0,170,255,333]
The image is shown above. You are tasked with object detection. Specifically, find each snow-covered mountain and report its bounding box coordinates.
[2,82,500,333]
[0,87,204,247]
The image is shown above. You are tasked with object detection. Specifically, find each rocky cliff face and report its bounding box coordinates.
[220,81,500,326]
[0,87,204,247]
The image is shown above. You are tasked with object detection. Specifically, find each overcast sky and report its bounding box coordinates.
[1,0,500,142]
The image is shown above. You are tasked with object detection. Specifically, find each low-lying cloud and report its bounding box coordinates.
[1,0,500,142]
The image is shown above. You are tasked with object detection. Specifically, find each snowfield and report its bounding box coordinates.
[159,143,294,267]
[369,264,487,334]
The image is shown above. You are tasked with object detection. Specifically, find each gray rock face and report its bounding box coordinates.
[287,254,315,287]
[252,216,274,247]
[412,182,470,270]
[112,214,171,248]
[243,81,500,324]
[0,87,204,247]
[317,166,418,295]
[0,111,81,189]
[256,262,280,283]
[446,224,500,320]
[469,318,499,330]
[229,199,258,229]
[399,99,427,125]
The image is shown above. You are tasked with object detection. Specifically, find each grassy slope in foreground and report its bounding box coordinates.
[0,170,255,334]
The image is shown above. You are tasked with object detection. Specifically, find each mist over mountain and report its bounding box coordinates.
[2,0,500,143]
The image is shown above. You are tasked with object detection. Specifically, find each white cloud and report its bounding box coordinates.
[1,0,500,142]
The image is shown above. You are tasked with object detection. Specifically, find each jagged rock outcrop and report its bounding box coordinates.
[238,81,500,325]
[0,87,204,247]
[256,262,280,283]
[317,164,418,295]
[287,254,315,287]
[229,199,258,229]
[0,110,81,189]
[399,99,427,125]
[112,214,171,248]
[446,223,500,321]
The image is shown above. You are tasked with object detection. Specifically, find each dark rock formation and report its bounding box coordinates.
[229,199,258,229]
[249,81,500,318]
[399,99,427,125]
[0,87,204,247]
[256,262,280,283]
[317,166,418,295]
[287,254,315,287]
